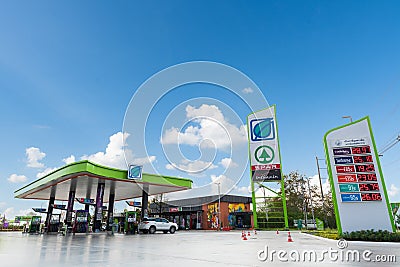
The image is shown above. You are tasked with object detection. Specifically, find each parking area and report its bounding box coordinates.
[1,231,400,266]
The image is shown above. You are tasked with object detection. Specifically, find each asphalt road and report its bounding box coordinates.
[1,230,399,266]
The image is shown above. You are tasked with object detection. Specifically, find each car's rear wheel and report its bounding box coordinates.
[169,226,176,234]
[149,226,156,234]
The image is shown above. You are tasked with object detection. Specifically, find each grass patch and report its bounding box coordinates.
[302,229,339,240]
[303,229,400,242]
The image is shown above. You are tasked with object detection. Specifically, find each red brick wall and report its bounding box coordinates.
[219,202,229,229]
[201,202,253,229]
[202,204,209,230]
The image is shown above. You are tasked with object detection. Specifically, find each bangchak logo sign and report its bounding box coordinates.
[257,239,396,263]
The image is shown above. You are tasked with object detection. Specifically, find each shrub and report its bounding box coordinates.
[341,229,400,242]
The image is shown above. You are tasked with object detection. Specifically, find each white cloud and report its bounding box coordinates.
[161,104,247,152]
[219,158,238,169]
[130,156,156,166]
[62,155,76,165]
[37,167,58,178]
[388,184,399,197]
[165,164,175,170]
[166,159,218,173]
[234,185,251,195]
[1,207,14,219]
[26,147,46,168]
[308,174,330,195]
[7,174,28,183]
[210,174,237,194]
[81,132,156,169]
[161,126,200,146]
[242,87,254,94]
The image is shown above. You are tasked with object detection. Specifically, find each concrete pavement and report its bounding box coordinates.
[1,231,399,266]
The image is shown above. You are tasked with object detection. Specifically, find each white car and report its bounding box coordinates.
[139,217,178,234]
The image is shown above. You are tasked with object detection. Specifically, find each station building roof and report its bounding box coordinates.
[14,160,192,202]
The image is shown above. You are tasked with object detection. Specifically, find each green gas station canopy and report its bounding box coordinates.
[14,160,192,202]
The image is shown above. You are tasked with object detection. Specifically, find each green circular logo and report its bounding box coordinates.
[254,145,274,164]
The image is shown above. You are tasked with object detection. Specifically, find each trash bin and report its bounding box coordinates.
[297,219,303,230]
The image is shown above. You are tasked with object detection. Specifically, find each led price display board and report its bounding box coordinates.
[353,155,373,163]
[324,117,395,234]
[332,148,382,202]
[357,173,377,182]
[351,146,371,154]
[359,183,380,191]
[361,193,382,201]
[355,164,375,173]
[331,145,378,202]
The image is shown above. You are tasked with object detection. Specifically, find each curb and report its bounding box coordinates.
[301,232,400,247]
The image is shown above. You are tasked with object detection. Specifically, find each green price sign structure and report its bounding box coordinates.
[324,117,395,234]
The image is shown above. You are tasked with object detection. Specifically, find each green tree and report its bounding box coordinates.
[272,170,336,229]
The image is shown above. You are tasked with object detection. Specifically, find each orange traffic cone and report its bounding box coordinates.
[276,229,279,234]
[248,231,251,236]
[242,234,248,240]
[287,231,293,242]
[254,230,257,235]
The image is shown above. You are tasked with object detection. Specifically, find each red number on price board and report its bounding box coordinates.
[361,193,382,201]
[355,164,375,173]
[351,146,371,154]
[353,155,373,163]
[357,173,377,182]
[359,183,380,191]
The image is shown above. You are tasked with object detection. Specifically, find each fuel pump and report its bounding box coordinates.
[125,211,137,235]
[73,210,89,234]
[29,216,41,234]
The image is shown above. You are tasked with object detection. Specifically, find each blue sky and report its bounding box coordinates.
[1,1,400,219]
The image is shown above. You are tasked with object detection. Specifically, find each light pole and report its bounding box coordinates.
[316,156,329,228]
[342,116,353,123]
[301,179,307,229]
[315,156,324,200]
[307,178,316,230]
[215,182,221,230]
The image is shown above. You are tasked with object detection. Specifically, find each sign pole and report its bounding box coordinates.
[274,106,289,229]
[250,179,258,228]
